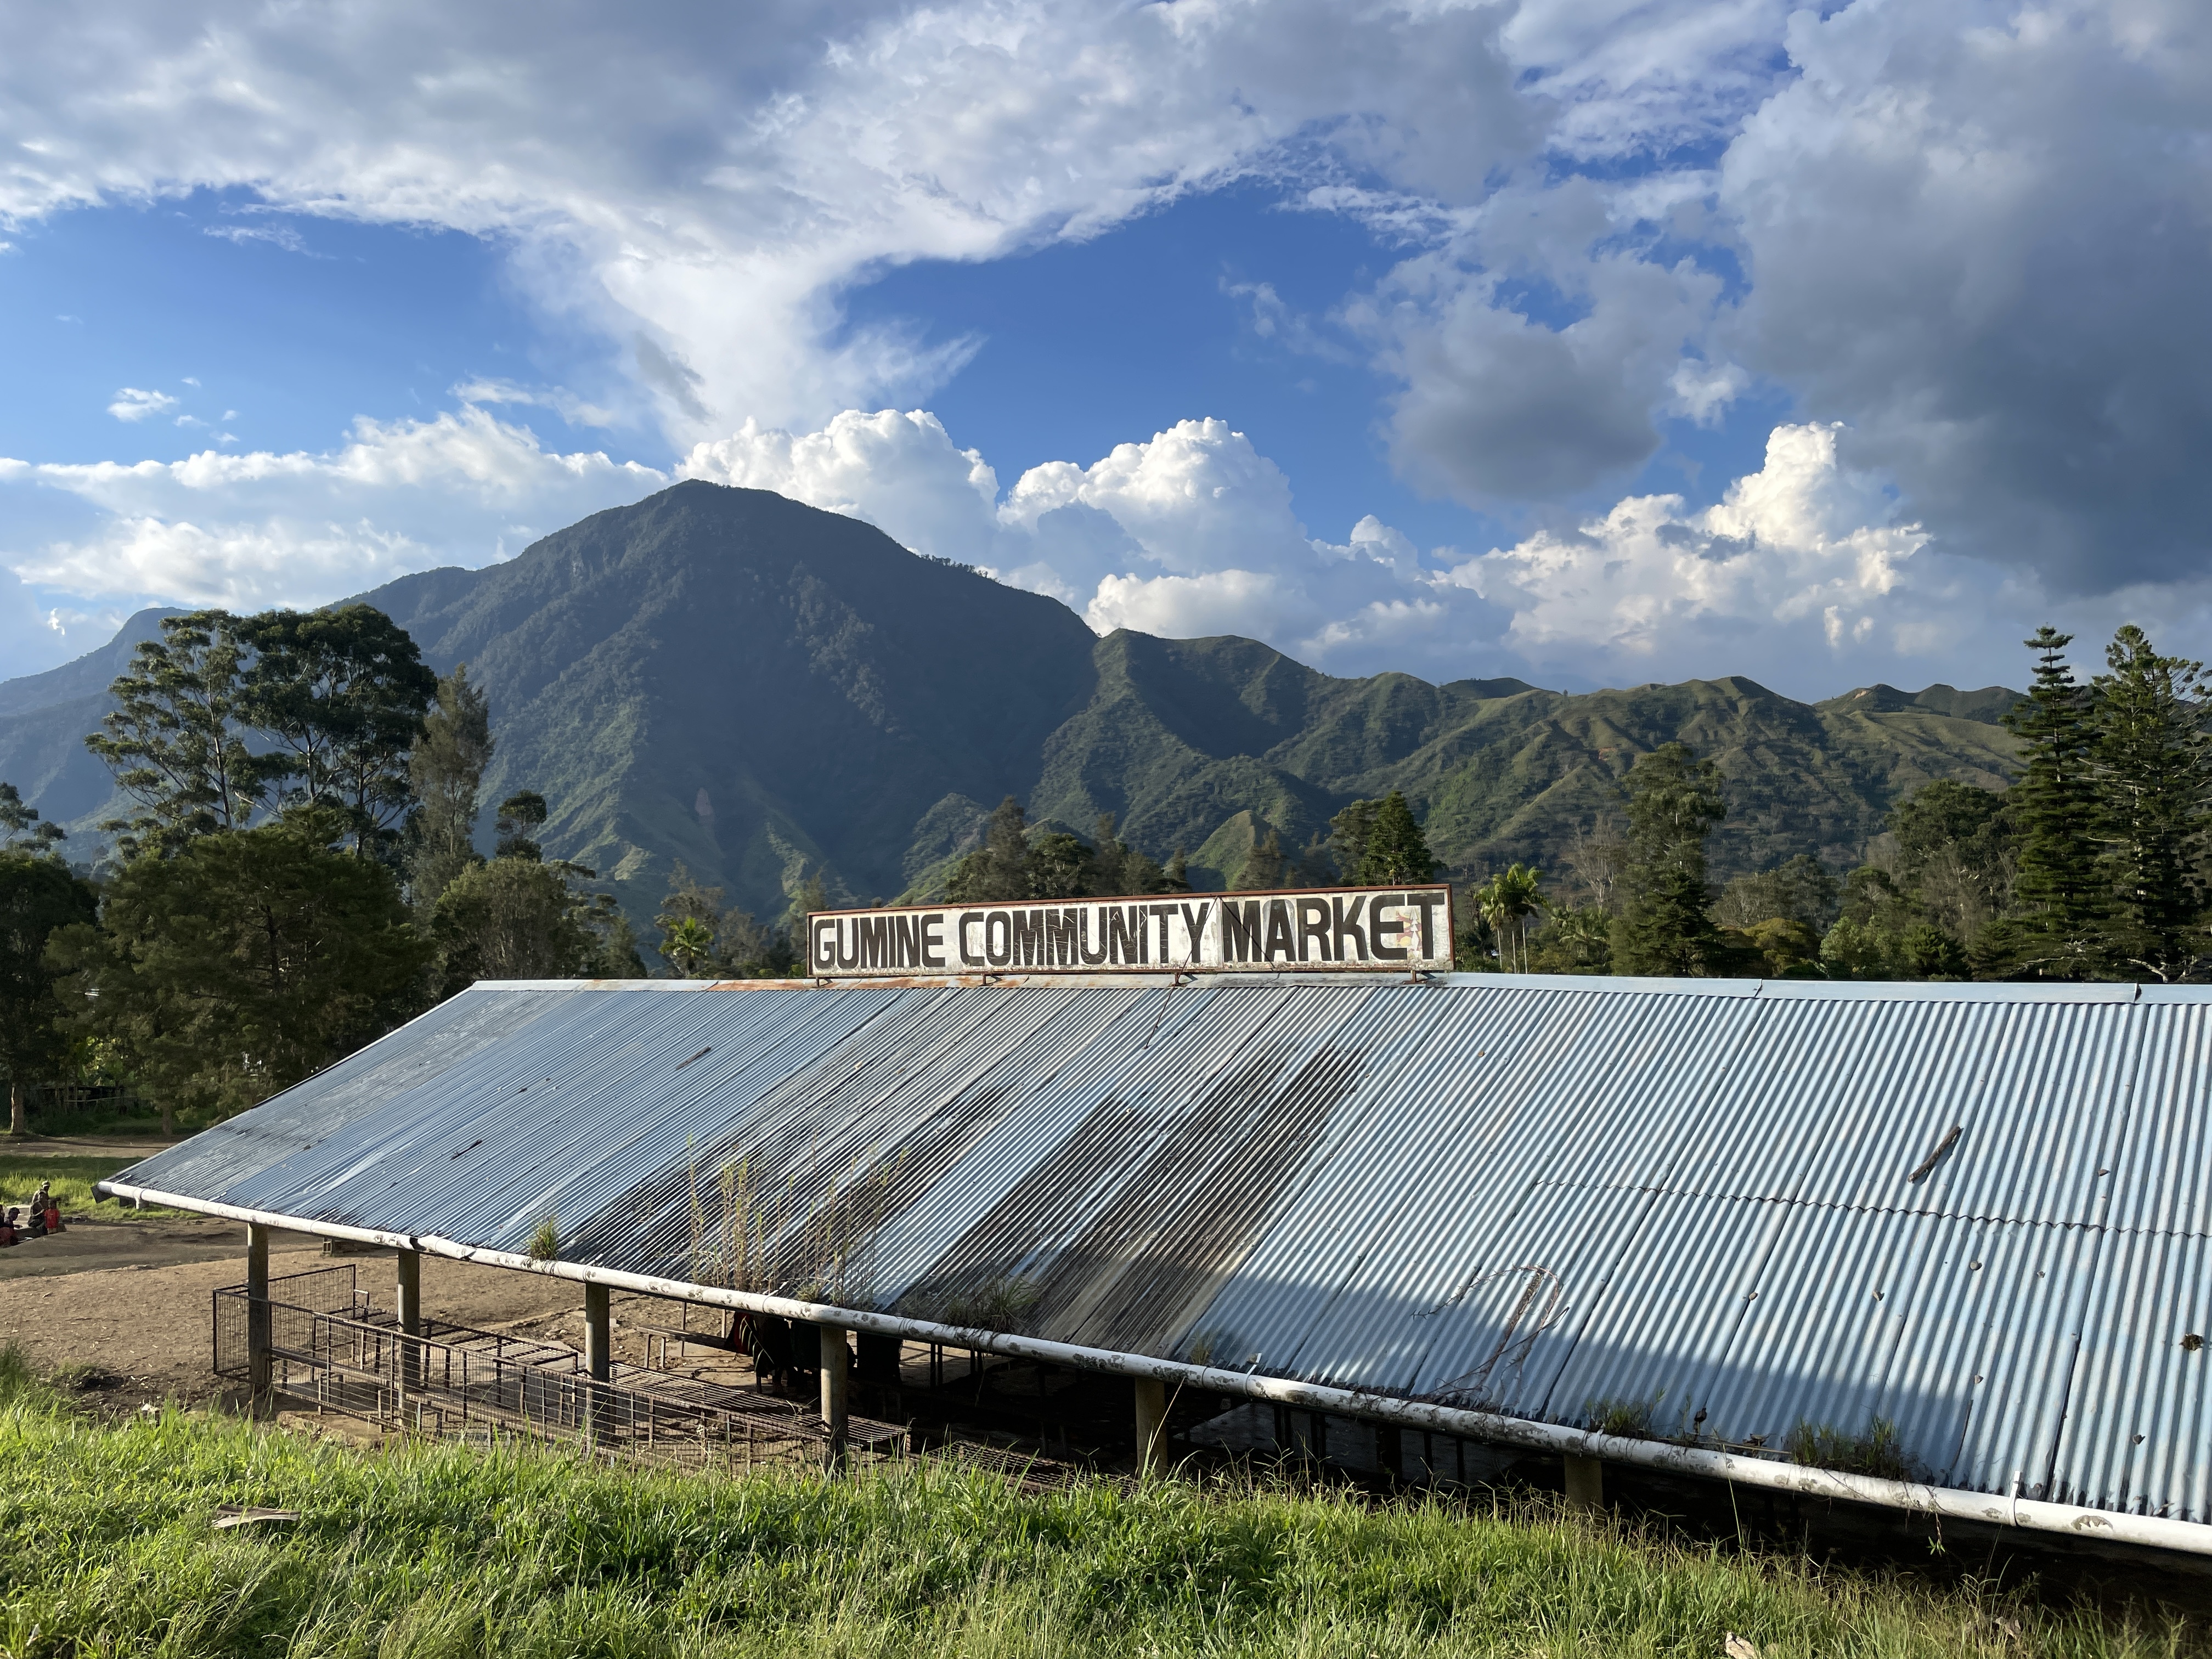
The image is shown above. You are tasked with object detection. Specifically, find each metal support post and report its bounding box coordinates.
[584,1283,611,1382]
[585,1283,612,1443]
[1564,1454,1605,1513]
[819,1324,849,1471]
[1133,1375,1169,1477]
[246,1222,273,1419]
[396,1248,422,1393]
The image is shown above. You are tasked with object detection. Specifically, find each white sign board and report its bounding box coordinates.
[808,885,1453,978]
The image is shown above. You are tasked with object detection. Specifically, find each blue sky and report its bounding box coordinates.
[1,2,2205,699]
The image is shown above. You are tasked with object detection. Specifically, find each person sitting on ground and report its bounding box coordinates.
[0,1207,16,1247]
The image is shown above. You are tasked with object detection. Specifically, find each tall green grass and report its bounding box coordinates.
[0,1155,184,1223]
[0,1353,2193,1658]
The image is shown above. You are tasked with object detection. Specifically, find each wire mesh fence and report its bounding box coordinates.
[213,1265,900,1470]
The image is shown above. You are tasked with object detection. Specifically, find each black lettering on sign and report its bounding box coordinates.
[1180,902,1212,964]
[1332,895,1368,961]
[985,911,1013,968]
[1409,891,1446,960]
[1149,903,1179,962]
[894,913,923,969]
[861,915,891,969]
[811,917,836,972]
[836,918,861,971]
[1296,897,1333,962]
[1011,908,1047,966]
[1223,900,1262,962]
[1108,905,1144,964]
[1369,894,1406,961]
[1263,899,1295,962]
[922,913,947,968]
[957,911,984,967]
[1044,907,1077,966]
[1077,907,1109,965]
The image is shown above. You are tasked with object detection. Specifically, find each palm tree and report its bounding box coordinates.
[1476,865,1547,973]
[659,914,717,978]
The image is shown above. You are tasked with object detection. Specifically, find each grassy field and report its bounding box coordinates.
[0,1155,179,1223]
[0,1351,2196,1659]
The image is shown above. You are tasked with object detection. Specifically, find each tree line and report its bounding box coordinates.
[1468,624,2212,983]
[933,788,1442,906]
[8,611,2198,1133]
[0,606,670,1136]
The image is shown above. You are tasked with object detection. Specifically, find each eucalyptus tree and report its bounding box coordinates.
[238,605,436,859]
[86,611,277,857]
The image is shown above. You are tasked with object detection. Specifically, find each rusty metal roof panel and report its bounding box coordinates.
[108,973,2212,1525]
[874,979,1454,1355]
[1193,979,1764,1393]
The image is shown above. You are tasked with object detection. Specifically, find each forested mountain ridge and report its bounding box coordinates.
[0,481,2019,919]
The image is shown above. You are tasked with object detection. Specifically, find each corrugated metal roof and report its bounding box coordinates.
[116,973,2212,1521]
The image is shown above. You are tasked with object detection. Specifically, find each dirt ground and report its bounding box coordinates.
[0,1214,628,1413]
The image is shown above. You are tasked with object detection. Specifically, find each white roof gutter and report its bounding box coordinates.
[101,1178,2212,1558]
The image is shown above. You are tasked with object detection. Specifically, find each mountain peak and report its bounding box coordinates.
[0,485,2022,915]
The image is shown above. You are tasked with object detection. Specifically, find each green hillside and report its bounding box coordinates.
[0,482,2019,921]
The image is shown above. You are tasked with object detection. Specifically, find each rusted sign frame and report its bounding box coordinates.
[806,883,1455,978]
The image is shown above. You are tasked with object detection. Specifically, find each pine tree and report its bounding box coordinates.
[1237,828,1289,890]
[944,796,1031,902]
[1995,628,2112,979]
[1026,832,1091,898]
[2092,624,2212,980]
[1329,799,1379,879]
[1088,813,1127,895]
[405,664,493,911]
[1613,742,1728,977]
[1352,792,1440,883]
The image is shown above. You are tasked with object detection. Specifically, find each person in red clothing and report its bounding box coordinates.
[0,1207,17,1246]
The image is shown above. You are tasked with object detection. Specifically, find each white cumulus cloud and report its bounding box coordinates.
[682,409,1468,668]
[107,388,178,422]
[2,407,666,614]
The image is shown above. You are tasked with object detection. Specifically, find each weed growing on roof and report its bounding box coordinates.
[1584,1393,1663,1440]
[0,1369,2191,1657]
[1786,1416,1920,1481]
[908,1274,1043,1333]
[527,1212,560,1262]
